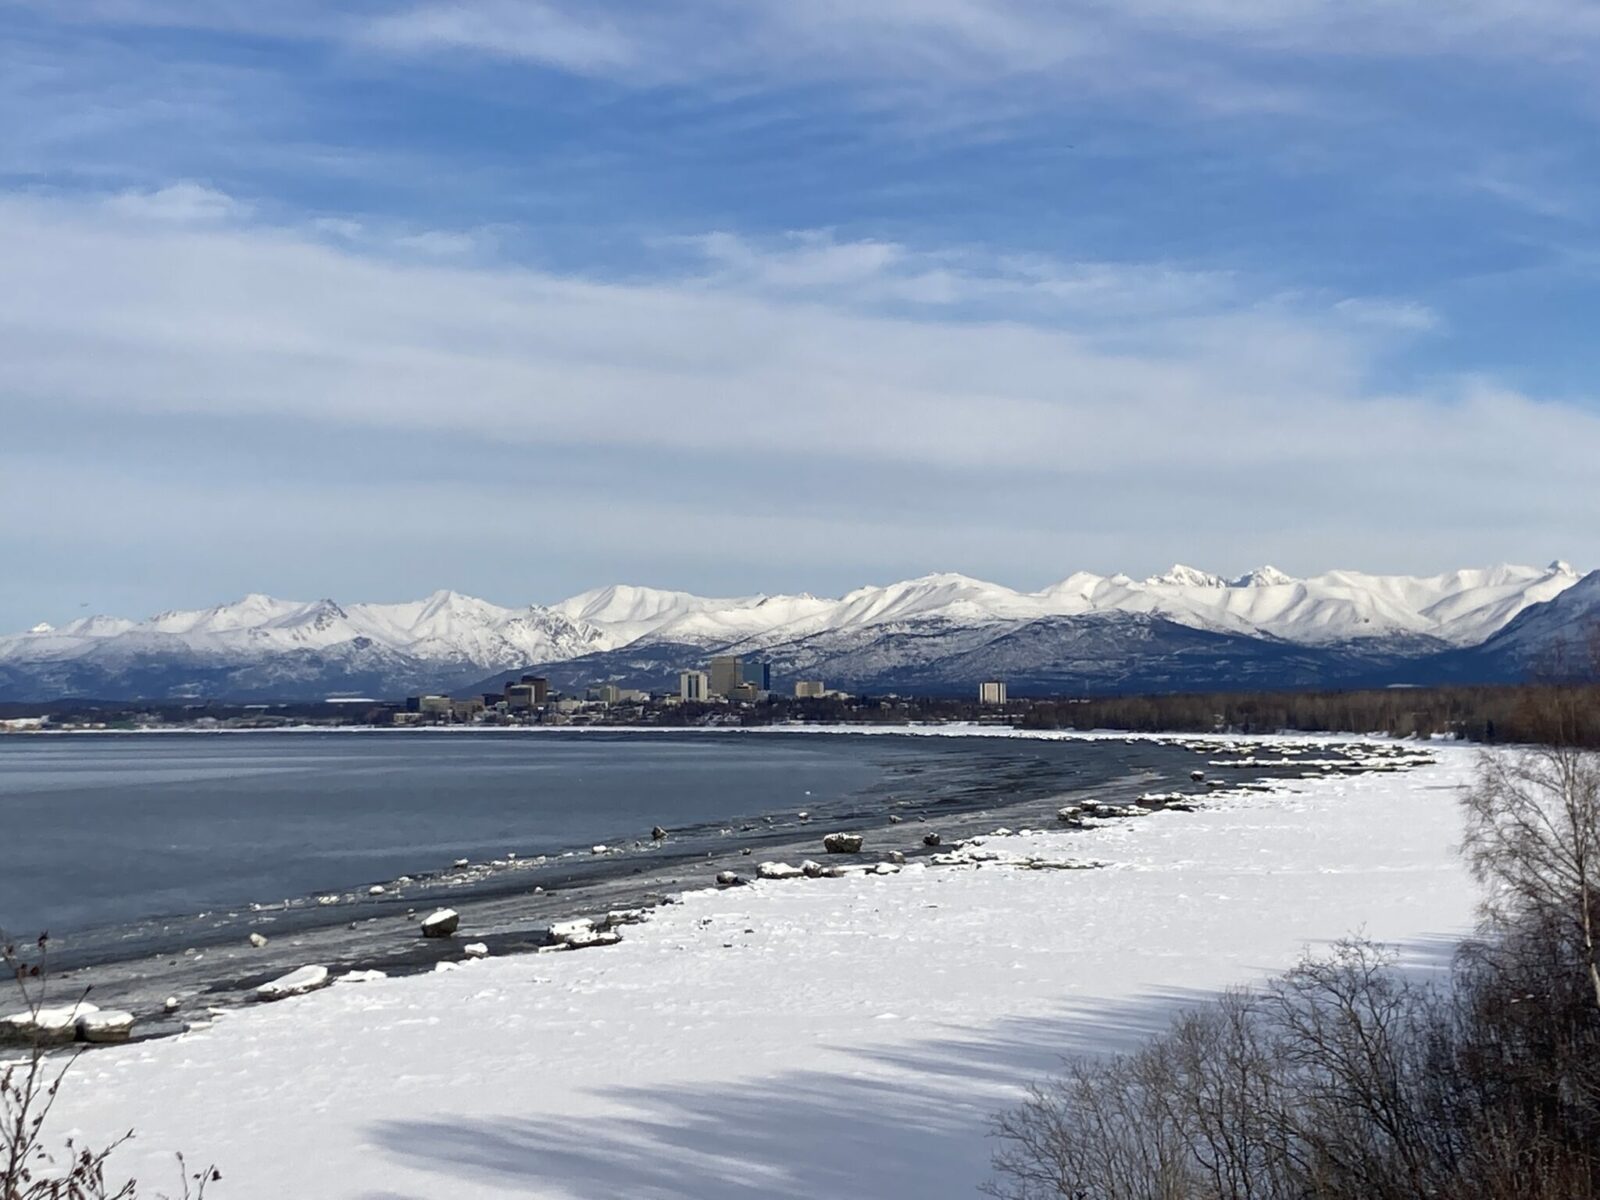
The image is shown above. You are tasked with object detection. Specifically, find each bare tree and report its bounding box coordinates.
[1460,739,1600,1012]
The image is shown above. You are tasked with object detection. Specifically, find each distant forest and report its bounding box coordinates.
[1010,683,1600,747]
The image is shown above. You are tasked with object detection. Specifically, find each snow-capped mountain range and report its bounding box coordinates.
[1,562,1592,702]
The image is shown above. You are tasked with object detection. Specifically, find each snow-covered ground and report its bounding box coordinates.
[51,737,1480,1199]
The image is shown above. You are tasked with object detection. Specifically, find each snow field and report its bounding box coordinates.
[54,743,1480,1199]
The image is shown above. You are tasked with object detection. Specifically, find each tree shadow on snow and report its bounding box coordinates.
[365,935,1463,1200]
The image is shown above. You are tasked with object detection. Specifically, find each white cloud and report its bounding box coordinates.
[105,181,248,223]
[680,230,1240,318]
[364,0,636,72]
[3,190,1598,606]
[1332,297,1442,333]
[344,0,1600,97]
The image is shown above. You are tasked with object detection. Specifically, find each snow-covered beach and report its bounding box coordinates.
[38,732,1479,1199]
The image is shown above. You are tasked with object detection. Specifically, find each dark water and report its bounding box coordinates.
[0,729,1208,958]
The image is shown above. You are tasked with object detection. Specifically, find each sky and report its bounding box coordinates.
[3,1,1599,629]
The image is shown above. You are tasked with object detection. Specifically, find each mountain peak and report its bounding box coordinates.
[1232,566,1297,588]
[1549,560,1576,575]
[1145,564,1227,589]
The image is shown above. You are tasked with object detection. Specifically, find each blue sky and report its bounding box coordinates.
[3,1,1599,628]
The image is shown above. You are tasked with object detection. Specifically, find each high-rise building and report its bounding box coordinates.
[679,670,711,701]
[741,660,771,690]
[708,655,742,697]
[794,680,827,698]
[979,680,1008,705]
[505,676,549,711]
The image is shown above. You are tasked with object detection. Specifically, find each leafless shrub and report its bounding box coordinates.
[989,733,1600,1199]
[2,935,220,1200]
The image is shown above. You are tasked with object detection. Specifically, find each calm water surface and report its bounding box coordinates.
[0,729,1207,949]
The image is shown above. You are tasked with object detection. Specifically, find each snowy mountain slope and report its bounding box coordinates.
[0,562,1586,701]
[1418,569,1600,684]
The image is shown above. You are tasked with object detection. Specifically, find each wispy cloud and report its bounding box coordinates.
[1,188,1585,480]
[106,180,249,222]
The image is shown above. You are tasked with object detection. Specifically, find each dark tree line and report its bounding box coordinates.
[1016,683,1600,747]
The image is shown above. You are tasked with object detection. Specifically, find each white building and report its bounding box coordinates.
[979,680,1008,705]
[794,680,827,698]
[680,670,711,702]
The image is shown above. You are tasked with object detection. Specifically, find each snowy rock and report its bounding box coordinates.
[452,858,470,869]
[823,832,863,854]
[715,871,742,887]
[871,863,901,876]
[758,861,804,880]
[651,825,668,840]
[336,970,387,985]
[254,965,330,1002]
[368,885,386,896]
[549,920,621,949]
[78,1010,136,1044]
[591,844,609,854]
[886,851,906,864]
[923,832,942,847]
[463,943,490,959]
[889,815,903,824]
[800,859,826,878]
[421,909,460,938]
[248,932,269,948]
[163,996,181,1013]
[1191,770,1206,781]
[2,1002,99,1044]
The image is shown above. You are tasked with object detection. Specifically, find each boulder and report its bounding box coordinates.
[463,942,490,959]
[823,832,863,854]
[248,932,269,948]
[715,870,742,887]
[651,825,668,840]
[888,815,903,824]
[163,996,181,1013]
[886,851,906,864]
[549,918,595,942]
[421,908,460,938]
[368,885,386,896]
[757,861,804,880]
[871,862,901,876]
[255,965,330,1002]
[800,859,826,878]
[1190,770,1206,781]
[78,1010,135,1044]
[452,858,471,869]
[923,832,942,847]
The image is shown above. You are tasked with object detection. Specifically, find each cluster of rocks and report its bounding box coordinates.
[1,1002,136,1045]
[252,964,390,1003]
[541,909,643,951]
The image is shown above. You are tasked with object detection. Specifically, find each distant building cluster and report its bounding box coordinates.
[679,655,778,704]
[391,662,1006,726]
